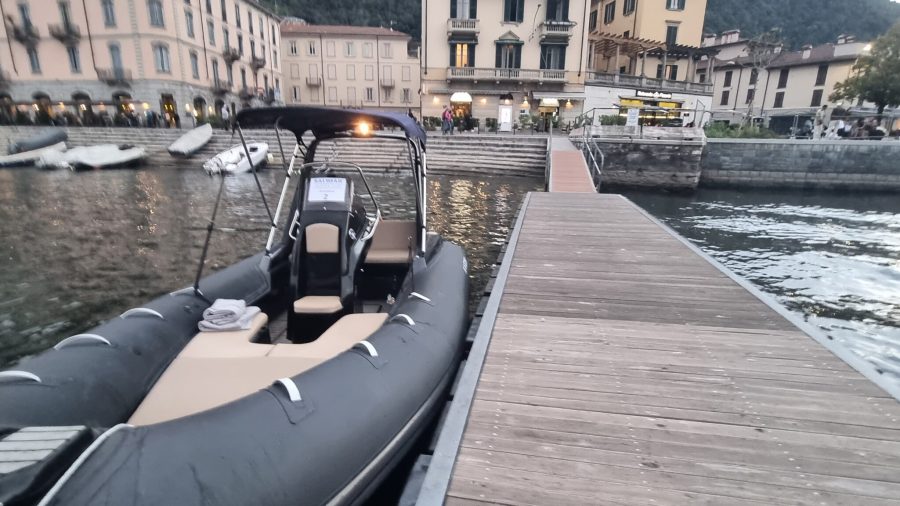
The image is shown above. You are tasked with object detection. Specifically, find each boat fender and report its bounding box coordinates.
[266,380,315,425]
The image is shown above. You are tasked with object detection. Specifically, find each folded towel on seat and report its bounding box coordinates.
[202,299,247,324]
[198,305,261,332]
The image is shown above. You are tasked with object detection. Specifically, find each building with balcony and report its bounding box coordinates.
[422,0,591,131]
[702,32,885,134]
[0,0,282,126]
[584,0,714,126]
[280,21,420,114]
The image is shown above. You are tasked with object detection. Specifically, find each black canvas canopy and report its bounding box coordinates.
[236,106,427,147]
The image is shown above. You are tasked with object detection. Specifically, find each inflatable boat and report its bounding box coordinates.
[167,123,213,157]
[0,107,469,506]
[36,144,146,171]
[203,141,268,174]
[7,128,67,155]
[0,142,67,168]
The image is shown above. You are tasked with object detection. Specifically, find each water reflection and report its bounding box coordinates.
[0,167,538,366]
[627,188,900,385]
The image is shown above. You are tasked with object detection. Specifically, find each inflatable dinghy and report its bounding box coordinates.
[0,142,67,167]
[167,123,213,157]
[37,144,146,170]
[203,142,268,174]
[7,128,67,155]
[0,107,469,506]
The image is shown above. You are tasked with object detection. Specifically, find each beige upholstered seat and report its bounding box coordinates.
[365,220,416,264]
[269,313,387,359]
[305,223,339,254]
[293,295,343,314]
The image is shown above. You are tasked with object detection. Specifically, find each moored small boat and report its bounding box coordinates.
[203,142,268,174]
[167,123,213,157]
[0,142,67,168]
[36,144,146,170]
[8,128,67,155]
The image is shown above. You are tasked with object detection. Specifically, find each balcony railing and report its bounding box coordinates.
[238,87,254,99]
[540,21,574,40]
[222,47,240,64]
[447,67,567,83]
[212,78,231,94]
[585,70,713,95]
[306,76,321,86]
[447,18,479,35]
[48,23,81,44]
[250,56,266,70]
[97,67,131,85]
[380,78,395,88]
[10,22,40,45]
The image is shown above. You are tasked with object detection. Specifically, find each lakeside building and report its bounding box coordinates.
[585,0,714,126]
[0,0,282,125]
[280,21,420,114]
[420,0,592,131]
[701,31,891,134]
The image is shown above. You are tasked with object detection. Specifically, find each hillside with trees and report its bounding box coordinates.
[265,0,421,39]
[704,0,900,48]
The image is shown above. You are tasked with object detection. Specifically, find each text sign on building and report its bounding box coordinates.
[635,90,673,100]
[626,108,640,127]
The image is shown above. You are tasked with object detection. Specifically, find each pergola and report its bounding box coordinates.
[589,33,718,80]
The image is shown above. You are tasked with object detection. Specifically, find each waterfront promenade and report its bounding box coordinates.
[418,144,900,504]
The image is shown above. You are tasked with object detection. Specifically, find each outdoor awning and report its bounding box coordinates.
[539,98,560,107]
[532,91,585,100]
[450,92,473,103]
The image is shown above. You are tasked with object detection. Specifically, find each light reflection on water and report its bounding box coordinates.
[627,188,900,386]
[0,167,538,366]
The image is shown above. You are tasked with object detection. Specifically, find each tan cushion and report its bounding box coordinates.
[269,313,387,359]
[365,220,415,265]
[180,313,271,358]
[293,295,343,314]
[306,223,339,254]
[128,356,320,426]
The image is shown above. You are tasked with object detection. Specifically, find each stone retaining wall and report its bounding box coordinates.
[579,137,705,190]
[701,139,900,191]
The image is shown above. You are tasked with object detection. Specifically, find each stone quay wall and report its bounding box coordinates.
[700,139,900,191]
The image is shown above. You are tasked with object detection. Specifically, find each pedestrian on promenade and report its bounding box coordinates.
[813,105,830,140]
[441,105,453,135]
[221,106,231,131]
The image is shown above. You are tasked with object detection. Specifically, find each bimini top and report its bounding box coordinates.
[235,106,426,147]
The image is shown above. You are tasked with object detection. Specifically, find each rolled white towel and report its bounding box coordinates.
[198,306,261,332]
[202,299,247,324]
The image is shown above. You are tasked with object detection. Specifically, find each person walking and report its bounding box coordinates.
[813,105,830,140]
[441,105,453,136]
[220,106,231,131]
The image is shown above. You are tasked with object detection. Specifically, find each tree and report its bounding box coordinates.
[830,22,900,115]
[742,30,782,125]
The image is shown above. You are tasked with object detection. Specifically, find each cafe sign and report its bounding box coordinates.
[635,90,673,100]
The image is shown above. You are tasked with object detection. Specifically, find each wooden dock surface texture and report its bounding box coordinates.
[445,192,900,505]
[548,137,595,193]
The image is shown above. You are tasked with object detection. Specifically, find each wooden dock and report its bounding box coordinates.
[418,190,900,504]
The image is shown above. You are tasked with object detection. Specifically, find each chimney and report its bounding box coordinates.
[801,44,812,59]
[846,35,856,43]
[837,34,846,45]
[722,29,740,44]
[702,33,717,47]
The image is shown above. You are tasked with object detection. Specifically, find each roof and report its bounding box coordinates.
[700,43,863,71]
[280,22,411,38]
[235,106,426,146]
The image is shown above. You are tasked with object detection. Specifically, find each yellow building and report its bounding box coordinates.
[0,0,282,125]
[585,0,713,126]
[421,0,592,131]
[280,21,420,114]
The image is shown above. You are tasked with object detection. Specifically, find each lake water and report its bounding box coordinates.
[0,166,540,366]
[627,188,900,387]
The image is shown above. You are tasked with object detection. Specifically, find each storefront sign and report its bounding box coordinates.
[635,90,673,100]
[626,108,640,127]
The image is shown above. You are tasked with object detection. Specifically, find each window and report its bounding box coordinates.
[365,87,374,102]
[450,0,476,19]
[109,43,122,70]
[496,43,522,68]
[212,59,220,81]
[773,91,784,108]
[67,45,80,73]
[363,43,373,58]
[623,30,630,38]
[402,65,410,81]
[745,88,755,104]
[364,64,374,80]
[383,87,392,102]
[226,64,233,84]
[588,10,597,31]
[185,10,194,38]
[815,64,828,86]
[777,68,789,88]
[749,68,758,85]
[720,90,730,106]
[220,0,226,21]
[603,2,615,24]
[451,43,474,67]
[292,86,300,102]
[190,51,199,78]
[546,0,568,21]
[289,40,297,55]
[247,11,252,33]
[250,40,255,57]
[402,88,411,103]
[241,68,246,88]
[258,17,263,36]
[272,50,277,67]
[667,0,685,10]
[328,87,337,102]
[205,0,211,14]
[345,41,354,57]
[238,36,243,55]
[308,41,317,55]
[346,64,355,80]
[347,86,356,104]
[101,0,116,26]
[540,44,565,70]
[234,5,240,27]
[623,0,635,15]
[153,43,170,72]
[271,26,276,44]
[326,41,335,57]
[810,89,823,107]
[698,71,706,83]
[723,70,733,87]
[503,0,524,22]
[208,21,215,45]
[327,64,336,79]
[59,2,72,26]
[223,28,230,49]
[148,0,164,26]
[310,88,319,102]
[665,25,678,46]
[655,64,677,80]
[380,42,392,58]
[18,4,31,27]
[27,46,40,73]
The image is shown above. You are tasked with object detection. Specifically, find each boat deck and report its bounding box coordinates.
[420,191,900,505]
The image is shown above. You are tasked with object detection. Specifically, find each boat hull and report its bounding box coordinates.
[0,142,67,167]
[8,129,67,155]
[167,123,214,157]
[203,142,269,174]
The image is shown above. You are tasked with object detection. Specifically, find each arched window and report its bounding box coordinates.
[101,0,116,26]
[148,0,164,27]
[189,51,200,79]
[152,43,170,72]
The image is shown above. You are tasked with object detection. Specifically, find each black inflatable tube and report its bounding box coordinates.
[9,129,68,155]
[44,239,469,506]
